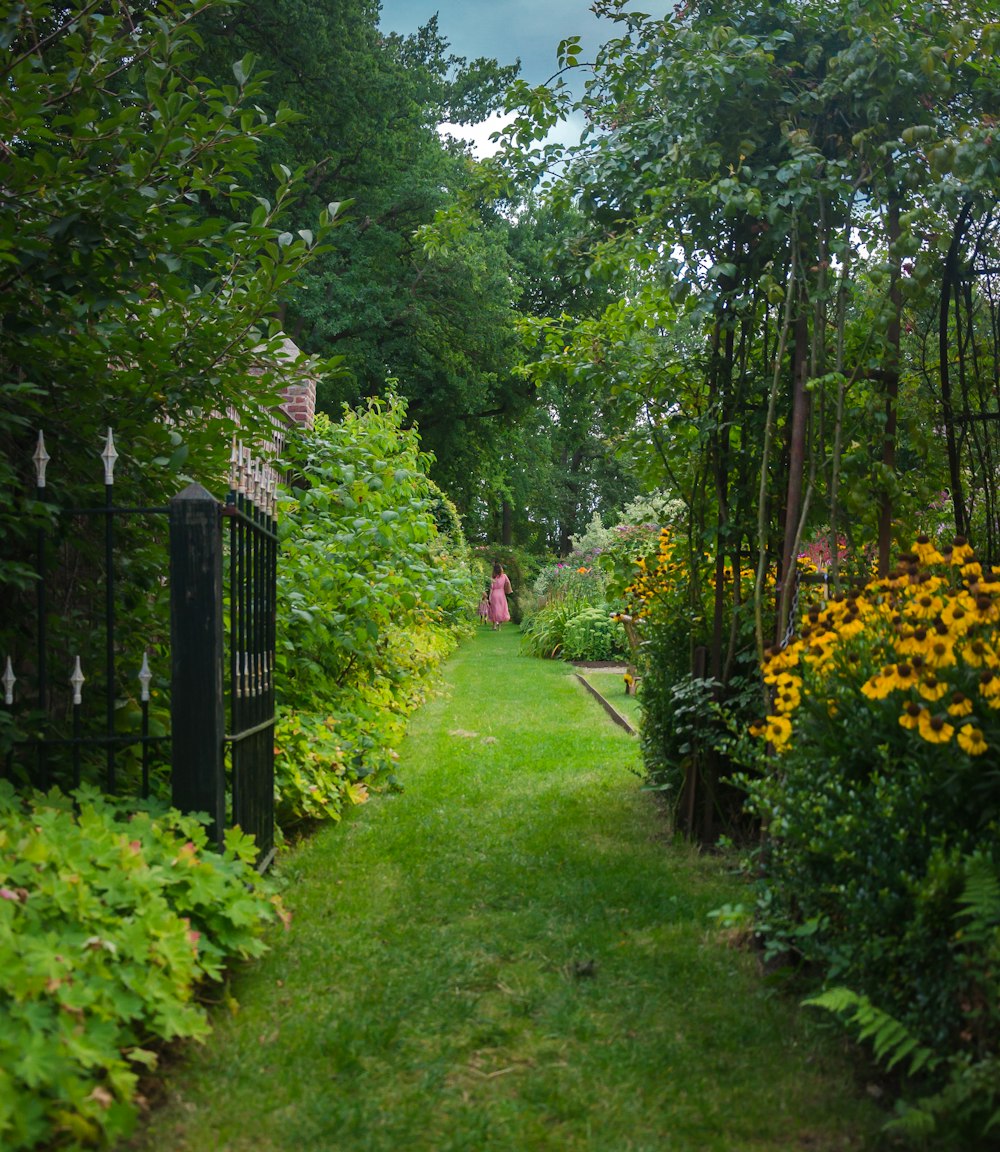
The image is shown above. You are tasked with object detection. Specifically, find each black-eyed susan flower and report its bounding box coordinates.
[886,662,918,691]
[950,537,976,566]
[909,592,945,621]
[917,711,954,744]
[899,701,926,730]
[763,714,792,750]
[958,724,988,755]
[947,692,974,718]
[918,674,949,702]
[913,534,945,566]
[861,668,895,700]
[960,638,998,668]
[925,637,957,669]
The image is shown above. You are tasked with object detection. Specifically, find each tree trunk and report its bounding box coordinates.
[877,197,902,576]
[778,309,810,641]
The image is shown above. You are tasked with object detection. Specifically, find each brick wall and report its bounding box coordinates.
[248,337,317,431]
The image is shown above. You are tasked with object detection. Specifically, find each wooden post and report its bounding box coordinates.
[169,483,225,846]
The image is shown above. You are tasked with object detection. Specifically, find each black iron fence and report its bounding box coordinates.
[1,431,277,867]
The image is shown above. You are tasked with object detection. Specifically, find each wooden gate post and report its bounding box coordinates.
[169,483,225,846]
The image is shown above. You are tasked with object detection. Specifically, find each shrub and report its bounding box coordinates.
[0,783,284,1150]
[743,535,1000,1142]
[274,400,473,821]
[561,605,628,662]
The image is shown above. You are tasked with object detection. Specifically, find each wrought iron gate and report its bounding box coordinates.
[2,431,278,867]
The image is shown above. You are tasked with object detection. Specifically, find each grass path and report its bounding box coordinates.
[132,628,882,1151]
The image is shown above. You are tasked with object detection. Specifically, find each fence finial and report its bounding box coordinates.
[138,652,152,702]
[229,435,240,492]
[2,657,15,705]
[33,431,50,488]
[101,428,118,486]
[238,442,249,497]
[70,657,85,705]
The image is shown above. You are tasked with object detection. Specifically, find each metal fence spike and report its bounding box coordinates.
[2,657,15,705]
[101,428,118,486]
[229,435,240,491]
[33,431,50,488]
[253,458,263,508]
[70,656,85,705]
[138,652,152,702]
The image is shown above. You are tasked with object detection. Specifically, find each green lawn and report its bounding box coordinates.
[576,668,642,729]
[129,627,884,1152]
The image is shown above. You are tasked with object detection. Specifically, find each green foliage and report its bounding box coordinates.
[561,605,628,662]
[0,0,338,582]
[741,544,1000,1141]
[274,400,474,820]
[0,783,284,1150]
[804,988,942,1078]
[519,553,621,660]
[520,596,592,660]
[191,0,532,519]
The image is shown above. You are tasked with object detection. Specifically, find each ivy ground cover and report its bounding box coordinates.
[130,628,884,1151]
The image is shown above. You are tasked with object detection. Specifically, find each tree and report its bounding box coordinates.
[192,1,529,521]
[0,0,336,668]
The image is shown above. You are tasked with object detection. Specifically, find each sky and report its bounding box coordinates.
[378,0,676,155]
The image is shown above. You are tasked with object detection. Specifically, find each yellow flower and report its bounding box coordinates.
[958,724,988,755]
[961,638,999,668]
[972,592,1000,624]
[947,692,974,718]
[918,674,949,702]
[774,685,801,714]
[925,637,957,669]
[899,702,926,730]
[908,592,945,621]
[886,662,919,692]
[897,627,933,659]
[979,671,1000,700]
[949,538,976,566]
[917,711,954,744]
[861,669,895,700]
[763,714,793,750]
[913,535,945,566]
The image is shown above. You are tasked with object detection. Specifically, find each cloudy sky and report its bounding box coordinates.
[378,0,675,154]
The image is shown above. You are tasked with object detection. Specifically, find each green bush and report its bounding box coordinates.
[561,605,628,661]
[0,783,284,1150]
[274,400,473,821]
[742,541,1000,1142]
[519,595,589,658]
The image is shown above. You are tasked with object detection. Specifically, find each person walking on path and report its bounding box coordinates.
[487,561,513,631]
[477,590,490,625]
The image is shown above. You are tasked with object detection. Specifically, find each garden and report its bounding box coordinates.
[3,0,1000,1148]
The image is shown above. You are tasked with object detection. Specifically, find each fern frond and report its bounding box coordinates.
[803,987,942,1079]
[957,854,1000,946]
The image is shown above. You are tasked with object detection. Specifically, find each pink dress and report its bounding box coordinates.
[488,574,512,623]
